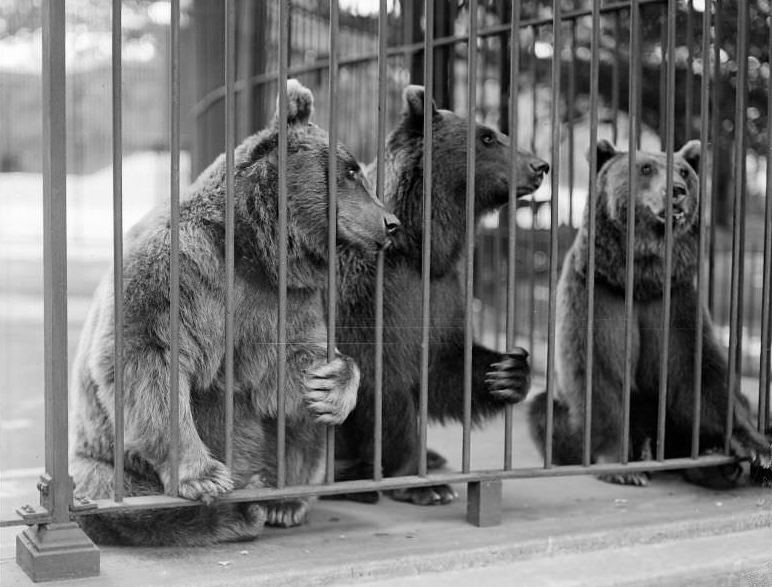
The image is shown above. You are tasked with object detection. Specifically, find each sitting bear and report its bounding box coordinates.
[528,139,771,486]
[70,80,400,545]
[334,86,550,505]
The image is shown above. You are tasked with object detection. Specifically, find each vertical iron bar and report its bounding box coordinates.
[112,0,125,502]
[237,0,254,140]
[658,11,667,147]
[708,0,722,313]
[684,0,694,141]
[276,0,290,489]
[168,0,181,496]
[462,0,478,474]
[41,0,71,521]
[528,27,537,363]
[726,0,748,453]
[692,0,712,459]
[567,18,576,228]
[544,0,562,468]
[326,0,339,484]
[612,13,620,145]
[504,0,521,471]
[759,19,772,434]
[584,0,601,468]
[224,0,236,471]
[622,0,640,465]
[418,0,435,478]
[373,0,389,482]
[656,0,677,462]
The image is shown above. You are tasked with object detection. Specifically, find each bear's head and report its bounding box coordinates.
[383,85,549,275]
[579,140,703,297]
[592,139,701,239]
[235,80,399,284]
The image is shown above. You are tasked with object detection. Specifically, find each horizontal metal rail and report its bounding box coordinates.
[0,455,740,527]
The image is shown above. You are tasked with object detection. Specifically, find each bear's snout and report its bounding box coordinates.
[384,213,401,236]
[530,159,550,177]
[672,184,688,205]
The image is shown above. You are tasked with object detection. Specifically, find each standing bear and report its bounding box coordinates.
[70,80,400,546]
[334,86,550,505]
[528,140,771,486]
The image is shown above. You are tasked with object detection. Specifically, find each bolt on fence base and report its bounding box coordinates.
[466,479,502,527]
[16,522,99,583]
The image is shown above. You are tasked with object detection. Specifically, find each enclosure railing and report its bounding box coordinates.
[6,0,771,582]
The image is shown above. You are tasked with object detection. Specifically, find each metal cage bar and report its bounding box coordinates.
[656,0,678,462]
[73,453,741,518]
[684,0,695,141]
[462,0,478,474]
[726,0,749,452]
[41,0,71,522]
[276,0,290,489]
[224,0,236,470]
[708,0,722,313]
[111,0,125,503]
[168,0,181,496]
[760,18,772,434]
[418,0,435,478]
[692,0,712,459]
[583,0,601,468]
[373,0,389,483]
[326,0,340,485]
[622,0,640,465]
[503,0,521,472]
[544,0,563,468]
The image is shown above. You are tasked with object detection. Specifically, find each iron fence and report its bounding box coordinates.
[3,0,771,582]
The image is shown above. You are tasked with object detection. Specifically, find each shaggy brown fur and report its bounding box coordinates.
[333,86,549,505]
[70,80,400,545]
[528,140,771,487]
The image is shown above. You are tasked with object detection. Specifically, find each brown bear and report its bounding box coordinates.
[333,86,550,505]
[528,139,771,486]
[69,80,400,545]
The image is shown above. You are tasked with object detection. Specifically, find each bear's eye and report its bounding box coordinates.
[640,164,653,176]
[480,133,494,145]
[346,168,357,180]
[678,167,690,179]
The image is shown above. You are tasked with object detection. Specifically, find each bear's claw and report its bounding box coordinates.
[264,499,310,527]
[486,353,530,404]
[388,485,457,506]
[177,459,234,503]
[303,356,359,424]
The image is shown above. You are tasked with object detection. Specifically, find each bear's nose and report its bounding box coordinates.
[531,159,550,176]
[384,214,401,236]
[672,184,687,203]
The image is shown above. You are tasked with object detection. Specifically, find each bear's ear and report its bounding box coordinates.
[677,140,701,174]
[588,140,617,173]
[275,79,314,127]
[402,85,440,129]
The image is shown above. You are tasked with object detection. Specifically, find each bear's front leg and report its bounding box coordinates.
[302,350,360,425]
[120,353,234,503]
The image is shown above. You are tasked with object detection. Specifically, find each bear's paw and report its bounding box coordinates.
[485,347,530,404]
[177,458,234,504]
[264,499,310,528]
[302,354,360,425]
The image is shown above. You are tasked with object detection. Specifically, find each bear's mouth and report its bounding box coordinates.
[655,209,688,226]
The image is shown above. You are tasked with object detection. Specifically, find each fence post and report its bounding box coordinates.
[466,480,502,527]
[15,0,99,581]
